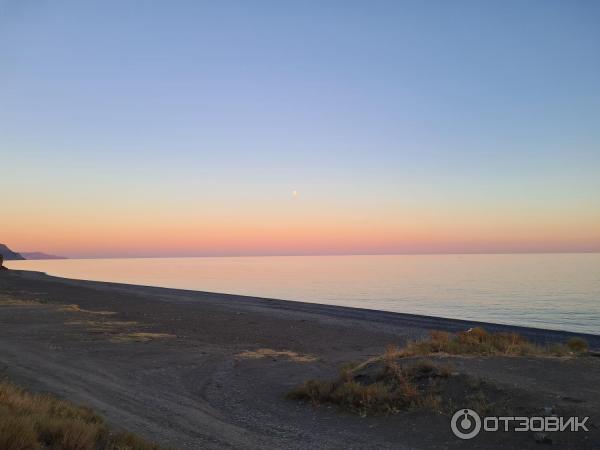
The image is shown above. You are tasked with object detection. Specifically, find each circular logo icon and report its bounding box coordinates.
[451,409,481,439]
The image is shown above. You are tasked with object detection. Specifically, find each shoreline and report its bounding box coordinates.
[1,268,599,449]
[7,253,599,336]
[8,268,600,345]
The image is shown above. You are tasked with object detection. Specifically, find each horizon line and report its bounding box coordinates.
[15,250,600,260]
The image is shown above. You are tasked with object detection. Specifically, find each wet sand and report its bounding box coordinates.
[0,269,598,449]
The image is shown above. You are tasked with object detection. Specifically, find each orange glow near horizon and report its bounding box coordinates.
[3,158,600,258]
[4,201,600,258]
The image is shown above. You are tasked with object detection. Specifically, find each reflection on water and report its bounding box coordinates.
[7,254,600,335]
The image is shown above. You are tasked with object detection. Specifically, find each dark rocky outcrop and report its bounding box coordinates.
[0,243,25,260]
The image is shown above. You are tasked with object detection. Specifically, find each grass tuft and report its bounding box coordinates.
[566,337,588,353]
[287,359,454,416]
[109,333,176,343]
[60,304,117,315]
[400,327,588,357]
[0,416,38,450]
[0,380,170,450]
[236,348,318,363]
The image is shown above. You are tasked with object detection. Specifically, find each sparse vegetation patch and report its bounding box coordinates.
[394,328,589,357]
[60,304,117,316]
[566,337,589,353]
[66,320,139,332]
[289,328,591,416]
[237,348,318,363]
[0,380,170,450]
[110,332,176,343]
[0,297,48,307]
[288,357,485,416]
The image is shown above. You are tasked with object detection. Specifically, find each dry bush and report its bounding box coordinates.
[402,328,586,357]
[454,328,534,355]
[330,381,393,415]
[288,359,454,416]
[288,380,335,405]
[566,337,588,353]
[383,344,401,369]
[429,330,450,352]
[419,393,442,412]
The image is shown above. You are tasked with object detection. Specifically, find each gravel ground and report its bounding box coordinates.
[0,269,598,449]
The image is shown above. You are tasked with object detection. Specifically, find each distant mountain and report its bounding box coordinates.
[0,243,25,260]
[20,252,67,260]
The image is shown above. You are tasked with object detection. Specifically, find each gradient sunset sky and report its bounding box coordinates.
[1,1,599,258]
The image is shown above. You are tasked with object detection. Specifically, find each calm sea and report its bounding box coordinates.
[7,254,600,335]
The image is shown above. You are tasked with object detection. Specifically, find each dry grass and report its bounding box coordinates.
[566,337,589,353]
[288,359,451,416]
[64,315,174,345]
[391,327,589,357]
[0,380,169,450]
[65,320,139,333]
[237,348,318,363]
[60,304,117,316]
[0,298,47,307]
[109,333,176,343]
[66,320,138,327]
[0,298,119,318]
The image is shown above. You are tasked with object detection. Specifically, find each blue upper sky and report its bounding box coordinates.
[1,0,599,256]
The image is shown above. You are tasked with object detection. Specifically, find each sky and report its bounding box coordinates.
[1,0,599,258]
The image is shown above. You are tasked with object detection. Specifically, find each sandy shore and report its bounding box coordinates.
[1,269,598,449]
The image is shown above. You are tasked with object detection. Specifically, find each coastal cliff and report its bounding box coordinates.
[0,243,25,260]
